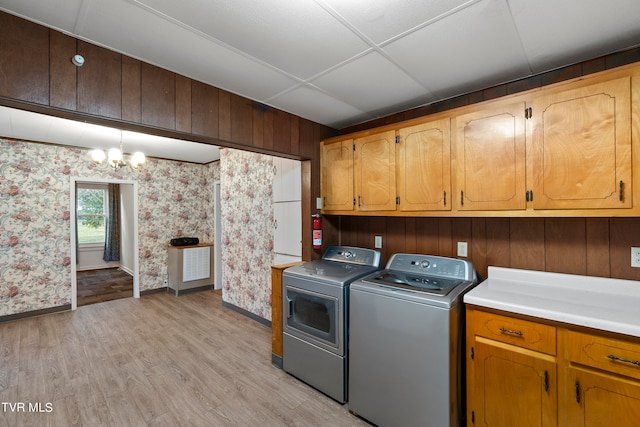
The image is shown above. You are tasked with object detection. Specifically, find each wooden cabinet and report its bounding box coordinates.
[455,74,632,213]
[320,130,396,212]
[354,130,397,211]
[321,138,354,211]
[320,65,640,218]
[397,118,451,211]
[321,119,452,214]
[467,308,557,426]
[467,307,640,427]
[454,101,527,211]
[562,330,640,426]
[530,76,632,210]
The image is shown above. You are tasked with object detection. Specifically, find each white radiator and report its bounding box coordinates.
[182,246,211,282]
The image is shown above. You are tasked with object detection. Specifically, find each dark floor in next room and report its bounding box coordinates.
[76,268,133,306]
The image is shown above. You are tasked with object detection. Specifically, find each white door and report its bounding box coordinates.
[274,201,302,260]
[273,157,302,264]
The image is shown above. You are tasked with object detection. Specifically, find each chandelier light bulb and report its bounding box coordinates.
[130,151,146,168]
[90,149,106,162]
[108,147,123,164]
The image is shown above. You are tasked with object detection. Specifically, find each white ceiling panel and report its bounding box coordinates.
[269,86,373,130]
[77,0,299,101]
[509,0,640,73]
[0,0,84,32]
[321,0,475,44]
[311,51,435,114]
[134,0,370,79]
[383,0,531,98]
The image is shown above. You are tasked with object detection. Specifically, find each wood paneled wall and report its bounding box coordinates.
[324,216,640,282]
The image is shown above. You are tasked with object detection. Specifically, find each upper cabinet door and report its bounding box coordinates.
[530,76,632,210]
[455,102,527,211]
[321,139,354,211]
[397,118,451,211]
[354,130,397,211]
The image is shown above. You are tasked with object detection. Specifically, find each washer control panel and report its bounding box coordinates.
[389,254,474,281]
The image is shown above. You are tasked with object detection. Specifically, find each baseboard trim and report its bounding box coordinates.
[272,353,283,369]
[221,301,271,328]
[120,265,134,276]
[0,304,71,323]
[140,287,168,296]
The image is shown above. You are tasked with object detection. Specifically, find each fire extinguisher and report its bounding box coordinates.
[312,213,322,250]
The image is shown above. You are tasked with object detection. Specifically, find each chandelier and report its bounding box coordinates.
[89,131,146,170]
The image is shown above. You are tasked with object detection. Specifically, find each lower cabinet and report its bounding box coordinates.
[472,341,557,426]
[562,330,640,426]
[467,307,640,427]
[564,367,640,426]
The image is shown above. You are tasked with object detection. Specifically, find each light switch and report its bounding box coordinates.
[374,236,382,249]
[457,241,468,257]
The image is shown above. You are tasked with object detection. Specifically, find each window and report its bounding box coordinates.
[77,185,108,244]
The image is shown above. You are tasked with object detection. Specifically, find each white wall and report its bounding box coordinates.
[120,184,135,275]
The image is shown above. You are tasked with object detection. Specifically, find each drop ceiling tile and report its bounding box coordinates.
[509,0,640,73]
[268,86,372,129]
[133,0,370,79]
[312,51,435,114]
[321,0,473,44]
[77,0,298,101]
[0,0,84,32]
[383,0,531,99]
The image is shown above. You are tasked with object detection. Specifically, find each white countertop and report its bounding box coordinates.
[464,267,640,338]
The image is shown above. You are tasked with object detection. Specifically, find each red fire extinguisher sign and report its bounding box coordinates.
[312,214,322,249]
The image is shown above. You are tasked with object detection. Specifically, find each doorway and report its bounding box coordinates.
[70,177,140,310]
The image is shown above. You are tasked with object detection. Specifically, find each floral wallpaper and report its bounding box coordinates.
[219,148,275,320]
[0,137,218,317]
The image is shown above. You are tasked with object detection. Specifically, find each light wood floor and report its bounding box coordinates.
[0,290,369,426]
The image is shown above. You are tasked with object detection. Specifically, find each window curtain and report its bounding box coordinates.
[103,183,121,262]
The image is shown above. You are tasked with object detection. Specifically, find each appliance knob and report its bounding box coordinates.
[421,260,430,268]
[344,251,354,259]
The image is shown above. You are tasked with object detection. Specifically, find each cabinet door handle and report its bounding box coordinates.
[608,354,640,366]
[575,380,581,403]
[619,180,624,201]
[443,191,446,206]
[499,327,523,336]
[358,195,361,207]
[460,191,464,206]
[544,370,549,392]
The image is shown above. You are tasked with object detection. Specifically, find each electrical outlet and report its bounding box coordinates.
[163,279,168,286]
[457,241,468,258]
[631,247,640,268]
[374,235,383,249]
